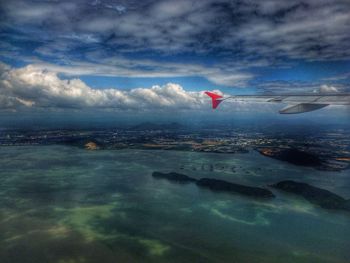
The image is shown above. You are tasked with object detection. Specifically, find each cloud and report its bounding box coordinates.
[257,80,348,94]
[1,0,349,94]
[1,63,345,113]
[1,0,349,62]
[22,57,253,87]
[322,71,350,82]
[230,1,350,60]
[0,62,207,110]
[316,84,339,93]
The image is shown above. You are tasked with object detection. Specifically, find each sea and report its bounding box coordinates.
[0,145,349,263]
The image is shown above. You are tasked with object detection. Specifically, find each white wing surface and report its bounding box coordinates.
[205,92,350,114]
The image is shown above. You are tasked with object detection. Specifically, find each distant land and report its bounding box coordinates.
[0,122,349,171]
[130,122,185,131]
[258,148,322,167]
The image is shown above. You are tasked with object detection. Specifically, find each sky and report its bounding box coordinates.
[0,0,349,123]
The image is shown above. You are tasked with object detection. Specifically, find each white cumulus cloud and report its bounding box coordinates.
[317,84,339,93]
[0,63,208,111]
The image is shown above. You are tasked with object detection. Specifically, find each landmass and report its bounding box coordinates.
[85,141,99,150]
[152,173,350,211]
[196,178,275,198]
[152,172,197,183]
[258,148,322,166]
[257,147,349,171]
[131,122,184,131]
[152,171,274,198]
[272,180,350,211]
[1,123,349,171]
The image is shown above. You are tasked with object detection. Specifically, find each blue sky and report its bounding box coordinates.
[0,0,349,117]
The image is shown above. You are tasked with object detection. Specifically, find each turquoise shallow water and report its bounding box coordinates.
[0,145,349,263]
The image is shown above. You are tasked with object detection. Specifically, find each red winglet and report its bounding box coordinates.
[205,91,223,109]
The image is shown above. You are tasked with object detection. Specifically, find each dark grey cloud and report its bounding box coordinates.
[1,0,350,61]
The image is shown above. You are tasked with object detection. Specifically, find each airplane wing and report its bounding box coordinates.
[205,91,350,114]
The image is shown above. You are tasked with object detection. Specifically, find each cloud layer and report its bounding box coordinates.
[0,62,208,111]
[0,0,349,107]
[23,57,253,87]
[1,63,345,114]
[1,0,349,60]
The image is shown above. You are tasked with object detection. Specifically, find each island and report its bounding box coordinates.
[196,178,275,198]
[152,172,197,183]
[152,172,275,198]
[258,148,322,167]
[272,180,350,211]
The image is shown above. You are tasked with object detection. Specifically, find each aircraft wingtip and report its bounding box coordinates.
[205,91,223,109]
